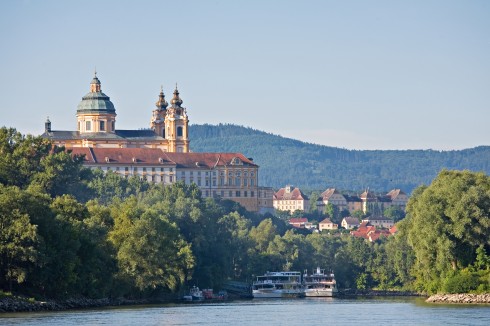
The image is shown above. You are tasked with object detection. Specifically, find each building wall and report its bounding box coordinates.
[86,163,261,212]
[273,199,310,213]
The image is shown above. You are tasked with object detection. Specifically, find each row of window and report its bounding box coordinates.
[180,177,255,187]
[104,167,174,173]
[80,120,115,132]
[159,126,185,138]
[203,190,255,198]
[181,170,255,177]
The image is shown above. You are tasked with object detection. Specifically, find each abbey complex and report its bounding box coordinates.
[42,73,273,213]
[42,73,407,215]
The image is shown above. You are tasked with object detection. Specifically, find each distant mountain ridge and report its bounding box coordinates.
[189,123,490,193]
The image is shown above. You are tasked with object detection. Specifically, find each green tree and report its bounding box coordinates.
[406,170,490,293]
[383,205,406,222]
[29,146,92,201]
[0,186,38,291]
[323,203,338,221]
[0,127,51,188]
[117,209,194,292]
[217,212,251,280]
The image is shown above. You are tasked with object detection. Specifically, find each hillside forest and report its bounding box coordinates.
[1,127,489,301]
[190,123,490,193]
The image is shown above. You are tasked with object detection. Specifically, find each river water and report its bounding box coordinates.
[1,297,489,325]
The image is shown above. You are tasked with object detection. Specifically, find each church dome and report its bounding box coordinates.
[171,86,183,107]
[76,73,116,114]
[155,87,168,110]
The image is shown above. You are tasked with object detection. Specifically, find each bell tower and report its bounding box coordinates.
[165,85,189,152]
[150,86,168,138]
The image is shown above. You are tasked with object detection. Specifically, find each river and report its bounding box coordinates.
[1,297,489,325]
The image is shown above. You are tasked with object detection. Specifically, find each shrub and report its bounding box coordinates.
[442,270,479,293]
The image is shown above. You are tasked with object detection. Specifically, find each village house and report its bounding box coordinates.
[341,217,361,230]
[318,218,338,232]
[316,188,409,215]
[361,216,395,229]
[273,185,310,213]
[350,221,391,242]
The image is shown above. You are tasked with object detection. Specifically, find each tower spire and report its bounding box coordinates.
[90,70,101,92]
[171,83,183,107]
[155,86,168,110]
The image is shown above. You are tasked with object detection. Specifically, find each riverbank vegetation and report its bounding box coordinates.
[0,127,489,301]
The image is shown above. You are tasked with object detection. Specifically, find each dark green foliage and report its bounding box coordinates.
[405,170,490,294]
[442,270,480,294]
[190,124,490,193]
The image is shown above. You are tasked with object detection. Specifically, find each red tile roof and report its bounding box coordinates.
[68,148,257,168]
[274,187,308,200]
[319,188,337,200]
[289,218,308,224]
[164,152,257,168]
[389,225,398,235]
[386,189,407,200]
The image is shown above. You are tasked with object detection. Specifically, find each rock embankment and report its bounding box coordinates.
[426,293,490,304]
[0,297,148,313]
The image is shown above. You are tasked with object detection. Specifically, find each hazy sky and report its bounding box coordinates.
[1,0,489,150]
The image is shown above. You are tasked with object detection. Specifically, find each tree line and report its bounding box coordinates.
[1,127,489,300]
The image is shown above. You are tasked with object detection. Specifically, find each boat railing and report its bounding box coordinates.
[254,279,301,284]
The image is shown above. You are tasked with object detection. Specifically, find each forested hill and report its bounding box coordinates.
[190,123,490,193]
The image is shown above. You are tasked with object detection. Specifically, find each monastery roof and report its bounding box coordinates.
[163,152,257,168]
[68,148,257,168]
[42,129,165,141]
[69,147,174,165]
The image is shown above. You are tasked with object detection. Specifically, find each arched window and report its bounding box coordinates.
[177,126,183,137]
[162,128,165,138]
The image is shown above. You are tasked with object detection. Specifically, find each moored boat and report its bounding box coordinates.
[252,271,303,298]
[183,286,204,301]
[303,267,338,297]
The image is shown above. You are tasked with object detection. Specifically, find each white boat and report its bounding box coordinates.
[252,271,304,298]
[303,267,338,297]
[183,286,204,301]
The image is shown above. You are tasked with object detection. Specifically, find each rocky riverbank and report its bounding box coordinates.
[426,293,490,304]
[0,296,151,313]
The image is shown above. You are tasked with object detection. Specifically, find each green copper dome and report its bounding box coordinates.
[76,75,116,114]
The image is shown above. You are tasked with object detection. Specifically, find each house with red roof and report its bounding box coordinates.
[273,185,310,213]
[350,221,394,242]
[289,218,308,228]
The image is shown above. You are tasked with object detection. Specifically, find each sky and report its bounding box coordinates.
[0,0,489,150]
